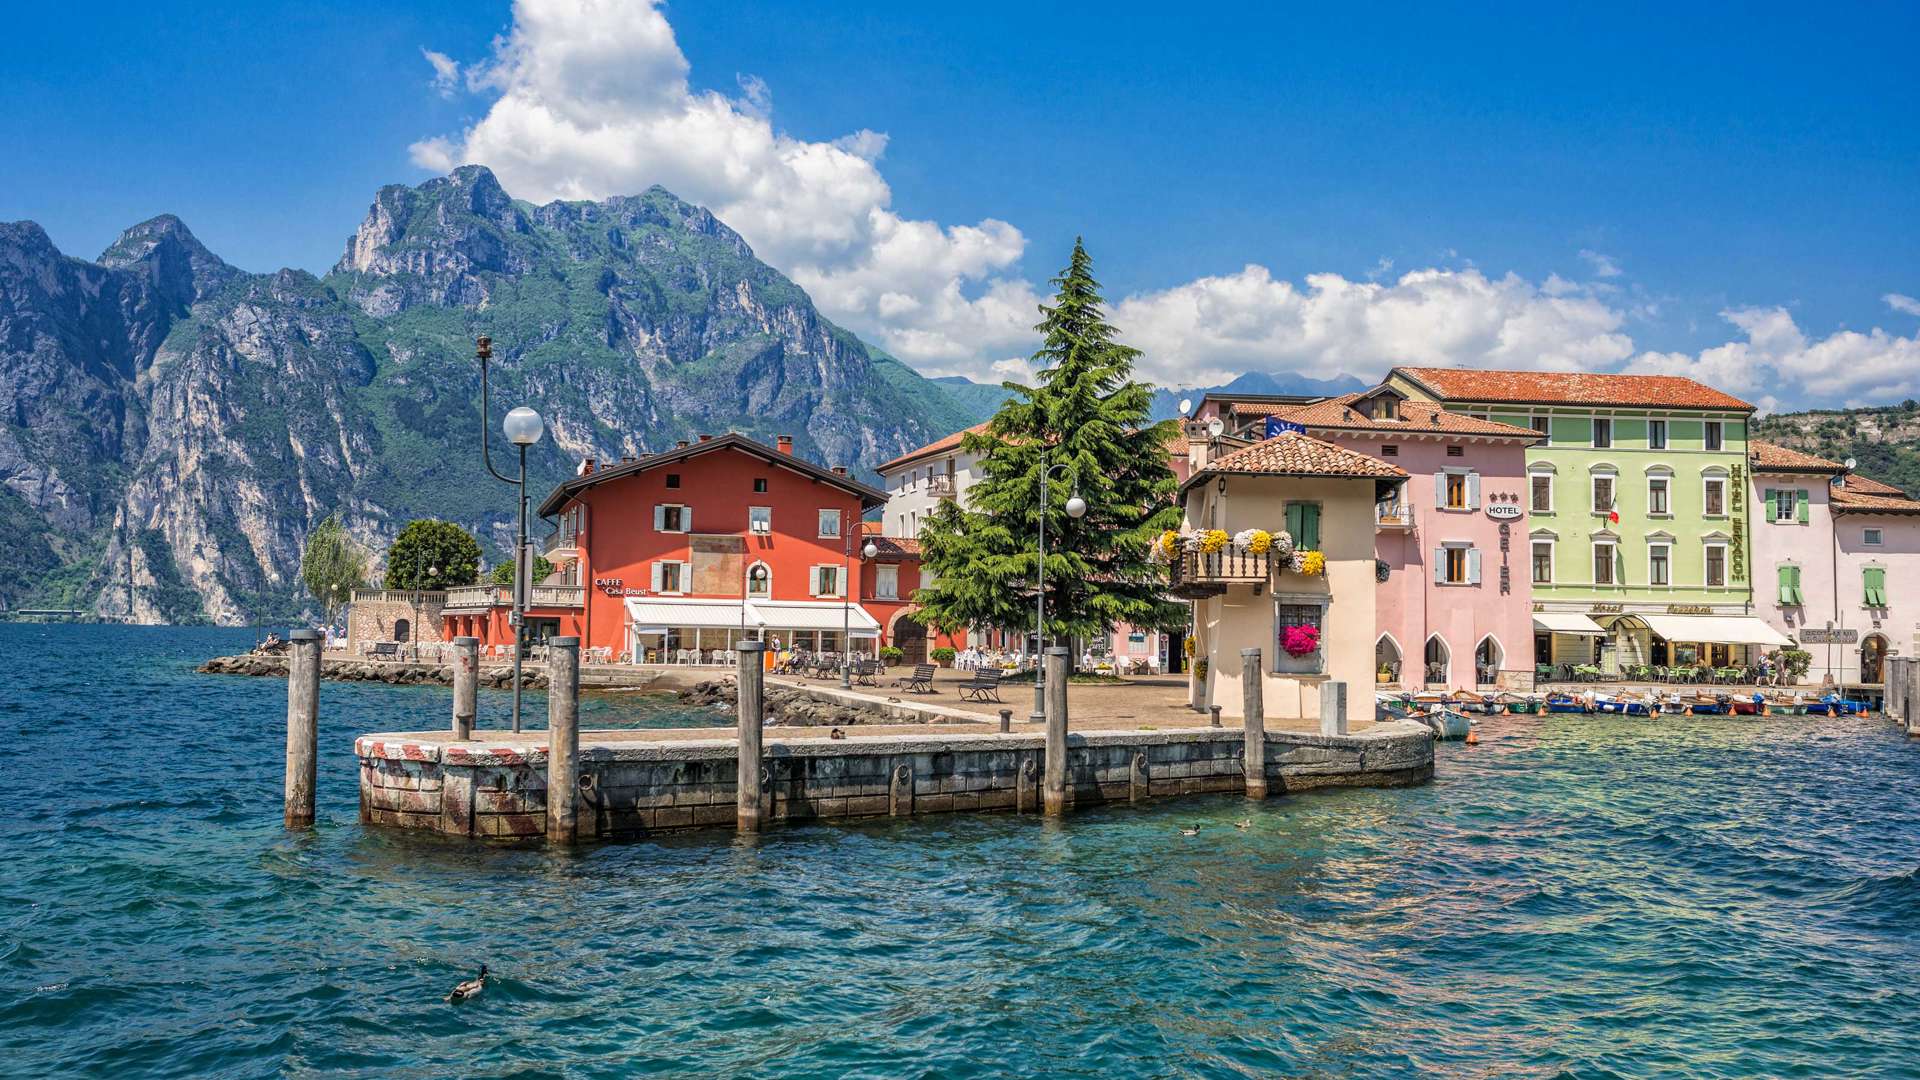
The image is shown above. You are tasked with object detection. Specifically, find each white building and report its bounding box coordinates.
[875,423,989,539]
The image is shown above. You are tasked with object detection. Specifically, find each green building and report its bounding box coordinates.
[1387,367,1786,677]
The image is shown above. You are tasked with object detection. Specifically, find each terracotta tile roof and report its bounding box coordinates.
[1395,366,1754,411]
[1750,441,1847,474]
[1185,431,1408,491]
[1840,474,1906,497]
[876,423,992,474]
[1831,487,1920,514]
[1263,394,1544,439]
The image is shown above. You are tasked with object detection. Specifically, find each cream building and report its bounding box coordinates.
[1176,431,1407,720]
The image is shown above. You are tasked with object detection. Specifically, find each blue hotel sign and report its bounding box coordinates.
[1264,417,1306,438]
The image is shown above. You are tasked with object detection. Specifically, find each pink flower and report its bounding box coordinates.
[1281,624,1320,657]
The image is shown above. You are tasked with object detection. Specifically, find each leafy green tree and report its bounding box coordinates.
[492,554,554,585]
[913,239,1182,642]
[383,519,482,590]
[300,515,366,620]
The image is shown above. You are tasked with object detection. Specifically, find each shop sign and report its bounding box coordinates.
[1666,604,1714,615]
[1589,603,1623,614]
[1486,503,1524,520]
[1798,628,1858,644]
[595,577,649,597]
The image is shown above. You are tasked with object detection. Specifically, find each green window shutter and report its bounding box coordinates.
[1796,490,1809,524]
[1764,489,1778,520]
[1777,565,1792,604]
[1300,504,1321,551]
[1865,567,1886,606]
[1792,566,1804,605]
[1284,503,1303,545]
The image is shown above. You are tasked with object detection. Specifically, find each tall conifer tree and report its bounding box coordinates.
[914,240,1182,644]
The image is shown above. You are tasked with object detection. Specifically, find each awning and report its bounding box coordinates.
[1638,614,1793,647]
[623,597,756,629]
[1533,613,1607,636]
[748,600,881,635]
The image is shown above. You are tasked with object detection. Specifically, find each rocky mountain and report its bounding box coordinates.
[1752,401,1920,496]
[0,167,979,624]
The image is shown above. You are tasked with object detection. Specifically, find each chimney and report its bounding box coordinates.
[675,440,689,449]
[777,434,794,454]
[831,466,848,476]
[620,455,636,464]
[698,433,713,442]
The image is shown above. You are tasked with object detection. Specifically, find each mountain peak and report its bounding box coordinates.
[98,214,237,307]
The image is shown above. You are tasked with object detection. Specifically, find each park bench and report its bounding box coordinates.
[369,642,401,660]
[957,669,1004,703]
[892,664,936,694]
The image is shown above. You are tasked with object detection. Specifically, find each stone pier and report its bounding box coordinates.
[355,721,1435,840]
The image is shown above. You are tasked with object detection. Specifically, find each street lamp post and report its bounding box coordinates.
[1031,463,1088,725]
[474,336,545,733]
[842,533,879,689]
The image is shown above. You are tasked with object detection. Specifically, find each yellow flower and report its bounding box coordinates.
[1248,529,1272,554]
[1301,550,1326,577]
[1183,635,1196,657]
[1158,530,1180,557]
[1200,529,1229,554]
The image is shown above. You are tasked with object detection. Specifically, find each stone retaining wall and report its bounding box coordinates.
[355,725,1435,840]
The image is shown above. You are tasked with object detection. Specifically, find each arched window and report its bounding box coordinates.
[1424,635,1450,685]
[746,562,771,598]
[394,618,411,643]
[1861,634,1889,684]
[1475,635,1503,686]
[1375,634,1403,684]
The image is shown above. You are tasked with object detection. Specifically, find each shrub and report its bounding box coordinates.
[879,646,905,663]
[930,646,958,665]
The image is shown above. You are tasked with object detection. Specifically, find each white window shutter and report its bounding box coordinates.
[653,505,665,531]
[682,561,693,589]
[651,562,663,591]
[682,506,691,533]
[1467,473,1481,510]
[1432,550,1445,584]
[1434,472,1446,508]
[1468,548,1482,584]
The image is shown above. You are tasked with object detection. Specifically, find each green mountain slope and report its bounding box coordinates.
[1753,401,1920,496]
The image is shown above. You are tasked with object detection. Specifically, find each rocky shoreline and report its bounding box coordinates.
[679,677,929,726]
[198,653,549,688]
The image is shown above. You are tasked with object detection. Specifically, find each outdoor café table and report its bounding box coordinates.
[1575,664,1601,681]
[1718,667,1743,683]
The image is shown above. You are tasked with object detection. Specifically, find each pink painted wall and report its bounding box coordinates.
[1751,470,1839,682]
[1318,432,1535,689]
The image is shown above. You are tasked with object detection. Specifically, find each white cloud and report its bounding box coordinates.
[412,0,1035,374]
[422,49,460,98]
[410,0,1920,407]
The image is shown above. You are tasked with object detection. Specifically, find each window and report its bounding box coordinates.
[1274,601,1327,675]
[747,563,771,597]
[818,509,842,538]
[1704,421,1724,451]
[1375,397,1399,420]
[1382,444,1399,457]
[1768,489,1802,523]
[1865,528,1884,546]
[1777,564,1803,605]
[1285,502,1321,551]
[1704,477,1727,517]
[1705,543,1727,587]
[1648,476,1670,516]
[665,473,681,489]
[753,477,768,493]
[1445,473,1468,509]
[1593,417,1613,448]
[655,504,689,532]
[653,561,688,594]
[1649,419,1667,449]
[1531,540,1554,584]
[1593,542,1617,585]
[1592,475,1616,513]
[1531,472,1554,513]
[1437,544,1480,585]
[1446,445,1465,458]
[1649,543,1671,586]
[748,506,772,534]
[1531,414,1550,437]
[813,565,843,597]
[875,564,900,600]
[1864,567,1887,607]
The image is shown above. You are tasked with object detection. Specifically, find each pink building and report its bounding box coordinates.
[1259,387,1543,690]
[1752,442,1920,687]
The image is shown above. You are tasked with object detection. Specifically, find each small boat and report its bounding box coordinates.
[1545,693,1588,714]
[1422,708,1473,740]
[1730,694,1765,716]
[1593,695,1653,717]
[1764,694,1806,716]
[1454,690,1505,715]
[1687,694,1730,716]
[1499,692,1539,714]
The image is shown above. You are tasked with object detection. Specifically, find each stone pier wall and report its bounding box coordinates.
[356,725,1435,840]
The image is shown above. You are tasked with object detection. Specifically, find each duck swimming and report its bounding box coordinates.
[446,964,488,1004]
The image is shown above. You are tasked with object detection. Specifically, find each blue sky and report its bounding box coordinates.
[4,1,1917,407]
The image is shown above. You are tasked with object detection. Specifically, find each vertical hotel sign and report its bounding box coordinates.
[1730,463,1746,582]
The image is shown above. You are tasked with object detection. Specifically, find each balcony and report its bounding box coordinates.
[544,531,580,558]
[1166,549,1274,599]
[442,584,586,610]
[1376,502,1413,529]
[926,475,956,498]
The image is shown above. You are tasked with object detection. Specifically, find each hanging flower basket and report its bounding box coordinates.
[1183,635,1196,658]
[1281,624,1321,658]
[1199,529,1229,554]
[1298,550,1326,577]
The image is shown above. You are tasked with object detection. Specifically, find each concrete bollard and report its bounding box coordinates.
[1320,680,1350,736]
[1242,648,1267,800]
[1906,659,1920,737]
[1209,704,1222,728]
[736,640,768,831]
[284,629,322,829]
[998,708,1013,733]
[1043,647,1070,816]
[545,636,581,846]
[451,636,478,740]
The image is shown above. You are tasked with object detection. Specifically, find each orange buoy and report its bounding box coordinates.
[1465,728,1480,745]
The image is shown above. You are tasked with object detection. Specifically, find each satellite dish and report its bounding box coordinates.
[1178,397,1193,417]
[1207,418,1225,437]
[1845,457,1857,471]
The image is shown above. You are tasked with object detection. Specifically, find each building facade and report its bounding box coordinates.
[1253,387,1542,691]
[1176,431,1405,719]
[1389,367,1788,674]
[445,434,909,662]
[346,589,447,650]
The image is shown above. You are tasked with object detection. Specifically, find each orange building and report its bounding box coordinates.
[442,433,939,663]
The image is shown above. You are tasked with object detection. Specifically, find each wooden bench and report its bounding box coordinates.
[369,641,401,660]
[892,663,936,694]
[957,669,1004,703]
[851,659,885,687]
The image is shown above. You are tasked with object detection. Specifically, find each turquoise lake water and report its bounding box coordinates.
[2,624,1918,1078]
